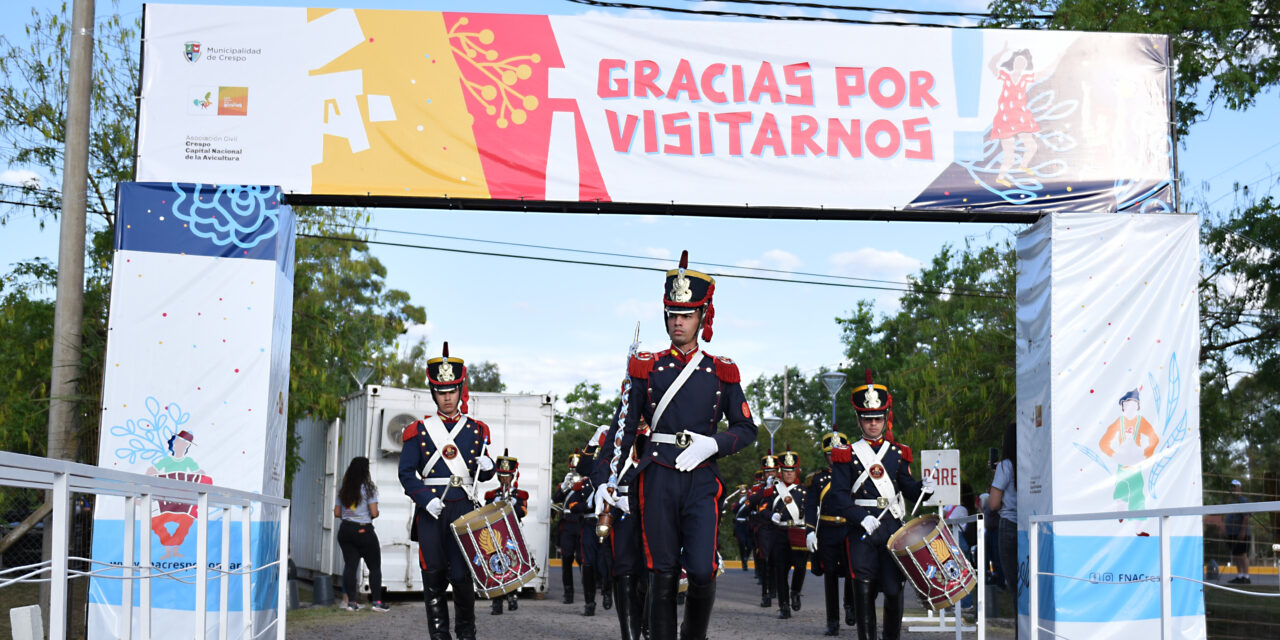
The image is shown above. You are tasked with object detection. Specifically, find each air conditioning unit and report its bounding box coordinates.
[381,412,419,454]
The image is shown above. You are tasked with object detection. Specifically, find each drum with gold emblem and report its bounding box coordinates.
[450,501,538,598]
[886,514,976,610]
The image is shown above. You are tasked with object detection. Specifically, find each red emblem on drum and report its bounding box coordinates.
[869,464,885,479]
[741,402,751,419]
[442,444,459,460]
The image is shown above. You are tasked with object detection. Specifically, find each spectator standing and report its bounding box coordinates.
[1225,479,1251,584]
[979,492,1003,588]
[945,485,975,611]
[988,423,1019,598]
[335,456,387,612]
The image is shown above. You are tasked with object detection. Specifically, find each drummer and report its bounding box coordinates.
[828,370,934,640]
[398,343,497,640]
[485,449,529,615]
[765,448,808,620]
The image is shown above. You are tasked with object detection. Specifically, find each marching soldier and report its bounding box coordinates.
[766,448,809,620]
[603,250,758,640]
[805,431,858,636]
[730,484,754,572]
[830,371,935,640]
[751,454,780,607]
[484,450,529,615]
[399,343,496,640]
[575,441,614,616]
[551,449,587,605]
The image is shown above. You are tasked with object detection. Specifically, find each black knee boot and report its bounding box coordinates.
[582,565,597,616]
[854,580,877,640]
[679,579,715,640]
[423,571,452,640]
[614,574,641,640]
[774,560,791,619]
[647,572,679,640]
[844,577,856,626]
[451,578,477,640]
[562,560,575,604]
[823,573,841,636]
[636,570,650,640]
[491,596,504,615]
[882,588,904,640]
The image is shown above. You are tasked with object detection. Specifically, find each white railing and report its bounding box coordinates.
[0,451,289,640]
[1027,500,1280,640]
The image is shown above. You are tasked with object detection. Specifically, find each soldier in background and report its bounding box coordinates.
[751,453,781,608]
[766,448,808,620]
[552,449,586,605]
[806,430,858,636]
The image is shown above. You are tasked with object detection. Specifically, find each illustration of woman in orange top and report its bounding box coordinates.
[988,43,1056,187]
[1099,389,1159,513]
[145,430,213,559]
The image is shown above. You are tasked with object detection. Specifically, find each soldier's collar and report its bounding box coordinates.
[862,436,885,447]
[437,411,463,423]
[668,343,700,363]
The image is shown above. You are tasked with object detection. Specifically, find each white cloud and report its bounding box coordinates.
[637,215,660,225]
[828,248,922,282]
[734,249,802,277]
[614,297,659,319]
[0,169,42,187]
[643,247,671,260]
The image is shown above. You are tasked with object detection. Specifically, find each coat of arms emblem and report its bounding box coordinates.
[184,42,201,63]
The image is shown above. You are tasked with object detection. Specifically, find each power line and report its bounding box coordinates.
[678,0,1053,20]
[1198,139,1280,185]
[299,232,1013,299]
[563,0,993,27]
[353,224,1006,296]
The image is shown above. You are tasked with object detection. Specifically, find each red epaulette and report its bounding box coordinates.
[483,488,498,501]
[629,352,656,378]
[711,355,740,383]
[472,418,491,442]
[896,443,914,463]
[401,421,422,442]
[515,489,529,500]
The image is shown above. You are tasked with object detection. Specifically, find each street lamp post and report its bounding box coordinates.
[820,372,847,432]
[763,416,783,453]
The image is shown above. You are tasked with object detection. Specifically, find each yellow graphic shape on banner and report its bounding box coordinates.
[309,9,489,198]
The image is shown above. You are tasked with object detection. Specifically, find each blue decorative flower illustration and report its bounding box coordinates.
[109,396,192,464]
[169,183,280,249]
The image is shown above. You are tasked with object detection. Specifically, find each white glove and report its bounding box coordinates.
[616,496,630,514]
[921,475,937,494]
[861,515,880,536]
[599,486,620,509]
[426,497,445,519]
[766,475,777,488]
[674,432,719,471]
[806,532,819,553]
[771,512,783,525]
[560,473,574,491]
[477,456,495,472]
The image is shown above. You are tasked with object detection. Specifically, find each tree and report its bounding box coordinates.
[985,0,1280,138]
[834,241,1017,490]
[552,381,618,476]
[744,366,837,436]
[467,361,506,392]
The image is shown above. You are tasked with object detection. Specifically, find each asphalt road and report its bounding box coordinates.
[288,566,1015,639]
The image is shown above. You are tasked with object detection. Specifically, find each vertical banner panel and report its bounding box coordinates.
[88,183,294,639]
[1017,213,1203,639]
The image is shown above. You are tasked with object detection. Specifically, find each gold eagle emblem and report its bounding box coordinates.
[670,273,693,302]
[437,362,456,382]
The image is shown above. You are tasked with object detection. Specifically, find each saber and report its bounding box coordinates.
[598,323,643,541]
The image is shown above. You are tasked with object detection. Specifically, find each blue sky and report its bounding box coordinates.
[2,0,1277,402]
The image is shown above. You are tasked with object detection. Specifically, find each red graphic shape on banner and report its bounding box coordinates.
[444,13,609,202]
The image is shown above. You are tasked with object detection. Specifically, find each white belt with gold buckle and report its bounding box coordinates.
[649,431,694,448]
[854,497,890,508]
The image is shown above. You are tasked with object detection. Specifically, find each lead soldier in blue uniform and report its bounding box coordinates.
[484,450,529,616]
[805,431,858,636]
[829,371,934,640]
[398,343,497,640]
[605,250,758,640]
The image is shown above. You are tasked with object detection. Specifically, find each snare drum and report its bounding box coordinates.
[156,472,211,517]
[886,514,976,610]
[451,501,538,599]
[787,526,808,552]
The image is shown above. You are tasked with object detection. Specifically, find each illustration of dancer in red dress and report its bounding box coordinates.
[988,43,1056,187]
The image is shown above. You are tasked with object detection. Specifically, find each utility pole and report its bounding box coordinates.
[782,367,789,420]
[42,0,95,631]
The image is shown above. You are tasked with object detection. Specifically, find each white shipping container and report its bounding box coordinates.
[290,386,555,594]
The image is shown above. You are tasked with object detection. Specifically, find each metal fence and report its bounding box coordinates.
[0,451,289,640]
[1028,500,1280,640]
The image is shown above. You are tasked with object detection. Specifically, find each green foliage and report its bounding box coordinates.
[552,381,618,475]
[833,241,1017,492]
[984,0,1280,139]
[467,361,506,392]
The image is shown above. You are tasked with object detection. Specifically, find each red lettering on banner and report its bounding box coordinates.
[904,117,933,160]
[748,62,782,104]
[642,110,658,152]
[826,119,861,158]
[730,65,746,103]
[750,112,786,156]
[909,71,939,108]
[635,60,663,98]
[783,62,814,106]
[790,115,822,157]
[606,109,639,152]
[666,59,700,102]
[697,112,714,154]
[599,59,628,98]
[865,119,900,158]
[701,63,728,104]
[714,111,753,156]
[835,67,865,106]
[869,67,905,109]
[663,112,693,155]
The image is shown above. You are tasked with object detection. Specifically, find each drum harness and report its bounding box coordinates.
[773,480,803,527]
[851,439,905,539]
[417,414,485,507]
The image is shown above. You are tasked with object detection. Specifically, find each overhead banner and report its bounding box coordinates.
[89,182,295,638]
[137,5,1174,216]
[1016,213,1203,638]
